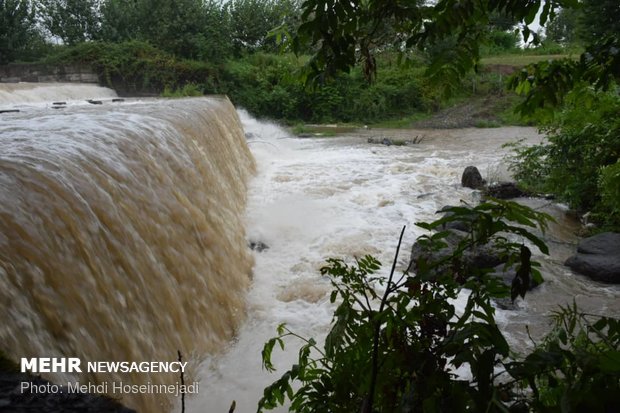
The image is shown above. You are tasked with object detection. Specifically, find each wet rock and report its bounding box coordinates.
[565,232,620,283]
[52,102,66,106]
[112,98,125,103]
[484,182,528,199]
[439,205,472,232]
[86,99,103,105]
[367,137,393,146]
[407,229,506,276]
[0,110,19,114]
[249,241,269,252]
[461,166,486,189]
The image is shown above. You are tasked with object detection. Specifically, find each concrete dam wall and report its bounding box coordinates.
[0,64,98,84]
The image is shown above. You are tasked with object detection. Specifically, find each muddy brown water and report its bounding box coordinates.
[1,84,617,412]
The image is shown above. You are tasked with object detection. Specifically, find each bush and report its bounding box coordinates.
[258,201,620,412]
[508,87,620,228]
[43,41,218,95]
[599,160,620,227]
[222,52,437,123]
[259,200,554,412]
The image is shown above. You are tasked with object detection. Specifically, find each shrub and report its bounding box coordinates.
[259,200,554,412]
[43,41,218,95]
[508,87,620,228]
[258,201,620,412]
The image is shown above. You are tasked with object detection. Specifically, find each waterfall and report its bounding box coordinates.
[0,87,255,412]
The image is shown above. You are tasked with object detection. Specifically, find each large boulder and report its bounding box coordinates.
[407,229,507,276]
[484,182,529,199]
[438,205,472,232]
[565,232,620,283]
[461,166,486,189]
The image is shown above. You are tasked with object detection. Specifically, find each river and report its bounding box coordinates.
[0,83,617,413]
[187,112,620,412]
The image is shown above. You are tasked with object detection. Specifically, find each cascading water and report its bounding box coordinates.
[188,112,620,412]
[2,83,618,413]
[0,82,117,108]
[0,84,255,412]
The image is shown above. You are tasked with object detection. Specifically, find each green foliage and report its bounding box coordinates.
[289,0,575,86]
[259,200,555,413]
[0,0,43,64]
[225,0,299,54]
[483,30,520,55]
[224,52,438,123]
[578,0,620,45]
[545,6,582,46]
[161,83,203,97]
[98,0,216,60]
[505,302,620,411]
[43,41,218,95]
[508,87,620,228]
[38,0,101,45]
[599,160,620,226]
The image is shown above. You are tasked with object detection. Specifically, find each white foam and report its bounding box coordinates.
[0,82,117,110]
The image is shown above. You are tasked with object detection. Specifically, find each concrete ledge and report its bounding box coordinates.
[0,64,99,84]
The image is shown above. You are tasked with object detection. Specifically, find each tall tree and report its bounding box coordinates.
[578,0,620,44]
[287,0,618,114]
[37,0,101,45]
[226,0,300,54]
[99,0,216,60]
[0,0,40,64]
[545,6,581,45]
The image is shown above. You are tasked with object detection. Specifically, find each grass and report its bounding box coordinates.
[291,124,358,136]
[474,119,502,128]
[369,112,431,128]
[480,54,575,67]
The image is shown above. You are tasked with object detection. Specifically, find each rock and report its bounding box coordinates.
[484,182,528,199]
[112,98,125,103]
[439,205,472,232]
[86,99,103,105]
[52,101,66,105]
[407,229,506,277]
[0,109,19,114]
[249,240,269,252]
[367,137,393,146]
[565,232,620,283]
[461,166,486,189]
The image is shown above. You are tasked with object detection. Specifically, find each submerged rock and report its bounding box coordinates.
[407,229,506,276]
[565,232,620,283]
[249,240,269,252]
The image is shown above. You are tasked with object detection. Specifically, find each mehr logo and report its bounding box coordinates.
[21,358,82,373]
[21,358,188,373]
